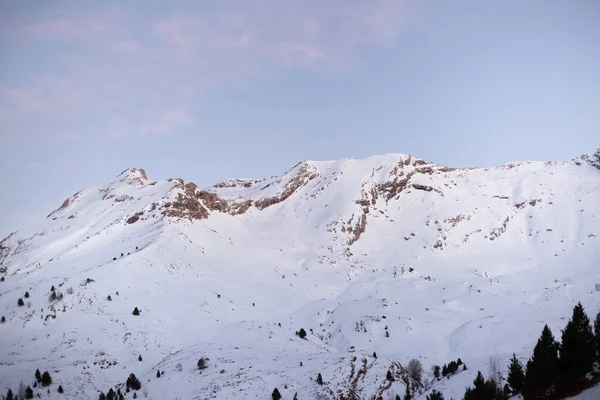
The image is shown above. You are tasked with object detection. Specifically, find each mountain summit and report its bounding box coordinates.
[1,151,599,399]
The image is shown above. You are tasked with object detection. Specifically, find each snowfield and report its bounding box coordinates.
[1,151,599,399]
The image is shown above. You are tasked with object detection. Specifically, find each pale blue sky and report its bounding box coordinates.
[1,0,599,237]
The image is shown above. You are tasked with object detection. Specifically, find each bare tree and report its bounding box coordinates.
[488,354,502,390]
[407,358,423,384]
[17,380,26,399]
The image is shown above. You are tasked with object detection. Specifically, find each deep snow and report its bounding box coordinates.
[1,151,599,399]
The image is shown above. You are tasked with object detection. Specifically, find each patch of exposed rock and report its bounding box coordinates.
[254,163,318,210]
[47,191,83,218]
[580,149,600,171]
[161,181,232,221]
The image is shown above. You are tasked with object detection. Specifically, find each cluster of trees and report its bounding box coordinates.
[431,358,466,379]
[430,301,599,400]
[504,301,598,399]
[98,388,125,400]
[4,369,58,399]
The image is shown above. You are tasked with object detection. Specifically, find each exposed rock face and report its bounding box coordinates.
[581,149,600,171]
[162,181,232,221]
[229,200,253,215]
[214,179,262,189]
[255,163,318,210]
[47,191,83,218]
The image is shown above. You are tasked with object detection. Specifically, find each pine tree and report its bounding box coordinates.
[462,371,501,400]
[25,386,34,399]
[132,307,140,316]
[373,351,377,358]
[106,388,116,400]
[404,382,412,400]
[395,395,401,400]
[58,385,64,393]
[6,388,13,400]
[387,370,394,381]
[156,370,161,378]
[42,370,52,386]
[507,353,525,394]
[138,354,142,361]
[317,372,323,385]
[98,392,106,400]
[595,311,600,363]
[126,373,141,390]
[523,325,560,396]
[24,291,30,298]
[433,365,440,379]
[426,390,444,400]
[441,364,448,376]
[559,302,595,381]
[298,328,307,339]
[18,297,24,306]
[35,368,42,383]
[272,387,282,400]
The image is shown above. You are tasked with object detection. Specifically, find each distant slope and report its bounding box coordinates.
[0,150,599,399]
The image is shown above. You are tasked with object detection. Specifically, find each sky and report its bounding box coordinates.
[0,0,599,237]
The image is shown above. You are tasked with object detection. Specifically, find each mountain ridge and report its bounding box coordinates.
[0,149,599,399]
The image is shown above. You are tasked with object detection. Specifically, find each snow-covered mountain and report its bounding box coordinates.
[1,150,600,399]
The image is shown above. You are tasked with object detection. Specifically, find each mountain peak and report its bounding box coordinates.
[116,167,149,186]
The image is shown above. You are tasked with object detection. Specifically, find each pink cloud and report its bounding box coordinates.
[0,0,414,145]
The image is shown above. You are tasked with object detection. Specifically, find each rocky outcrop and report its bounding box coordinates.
[162,181,233,221]
[47,191,83,218]
[581,149,600,171]
[254,163,318,210]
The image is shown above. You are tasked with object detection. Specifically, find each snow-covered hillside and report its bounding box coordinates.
[1,150,599,399]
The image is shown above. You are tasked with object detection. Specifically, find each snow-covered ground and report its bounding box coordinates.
[1,151,599,399]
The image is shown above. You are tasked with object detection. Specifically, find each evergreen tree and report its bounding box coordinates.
[297,328,307,339]
[523,325,559,396]
[404,382,412,400]
[462,371,502,400]
[35,368,42,383]
[272,387,282,400]
[595,311,600,363]
[373,351,377,358]
[317,372,323,385]
[126,373,141,390]
[6,388,13,400]
[98,392,106,400]
[507,353,525,394]
[396,395,401,400]
[138,354,142,361]
[156,370,161,378]
[559,302,595,381]
[433,365,441,379]
[132,307,140,316]
[441,364,448,376]
[24,291,30,298]
[25,386,34,399]
[58,385,64,394]
[106,388,116,400]
[387,370,394,381]
[426,390,444,400]
[41,370,52,386]
[18,297,24,306]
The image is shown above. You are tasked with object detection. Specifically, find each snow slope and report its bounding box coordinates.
[1,151,599,399]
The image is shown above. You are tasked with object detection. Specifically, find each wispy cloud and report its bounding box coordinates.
[0,0,414,145]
